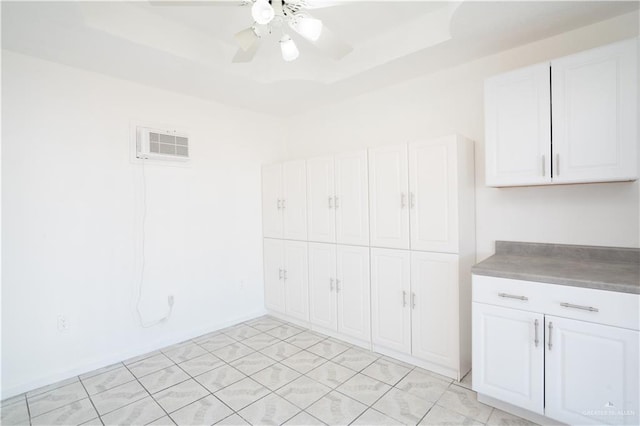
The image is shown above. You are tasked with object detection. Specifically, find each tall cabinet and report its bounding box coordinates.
[370,135,475,380]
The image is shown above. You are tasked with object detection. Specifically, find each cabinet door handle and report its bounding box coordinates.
[335,279,341,292]
[560,302,599,312]
[541,155,545,177]
[411,292,416,309]
[498,293,528,301]
[329,278,334,292]
[277,199,282,210]
[534,319,539,347]
[410,192,415,209]
[334,196,340,208]
[401,193,406,209]
[328,196,334,209]
[402,290,407,307]
[282,199,286,209]
[548,321,553,350]
[279,268,283,280]
[556,154,560,176]
[283,269,287,281]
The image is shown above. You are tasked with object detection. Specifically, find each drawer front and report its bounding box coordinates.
[473,275,639,330]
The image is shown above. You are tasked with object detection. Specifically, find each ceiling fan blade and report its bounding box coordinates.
[232,43,259,62]
[148,0,247,7]
[234,26,260,51]
[310,25,353,60]
[298,0,346,9]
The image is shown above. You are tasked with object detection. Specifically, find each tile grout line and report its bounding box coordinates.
[77,375,104,426]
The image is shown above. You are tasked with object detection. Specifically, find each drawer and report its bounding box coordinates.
[473,275,640,330]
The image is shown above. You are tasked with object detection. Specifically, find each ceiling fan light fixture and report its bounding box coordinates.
[290,14,323,41]
[251,0,275,25]
[280,34,299,61]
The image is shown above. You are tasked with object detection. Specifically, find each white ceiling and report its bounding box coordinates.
[2,1,638,116]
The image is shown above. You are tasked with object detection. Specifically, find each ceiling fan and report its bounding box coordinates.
[233,0,353,62]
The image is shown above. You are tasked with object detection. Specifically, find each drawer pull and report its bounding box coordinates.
[560,302,599,312]
[548,321,553,350]
[498,293,528,301]
[534,319,539,347]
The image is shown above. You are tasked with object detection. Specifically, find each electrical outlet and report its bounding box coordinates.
[168,295,174,306]
[57,315,69,332]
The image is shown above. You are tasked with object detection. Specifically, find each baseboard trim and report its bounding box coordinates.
[477,394,565,425]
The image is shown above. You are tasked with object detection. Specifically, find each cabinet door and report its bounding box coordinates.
[411,252,459,368]
[283,160,308,240]
[545,316,639,425]
[552,39,638,183]
[371,248,411,354]
[472,303,544,414]
[263,238,285,313]
[307,157,336,243]
[368,144,410,249]
[409,138,459,253]
[335,150,369,246]
[308,242,337,331]
[336,245,371,342]
[262,164,283,238]
[283,241,309,322]
[484,63,551,186]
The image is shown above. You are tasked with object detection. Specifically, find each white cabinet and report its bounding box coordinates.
[411,252,460,369]
[473,275,640,425]
[335,150,369,246]
[545,316,639,426]
[308,242,337,331]
[306,151,370,246]
[308,243,371,345]
[336,245,371,342]
[262,164,284,238]
[369,144,410,249]
[484,38,638,187]
[552,39,637,184]
[263,238,286,313]
[371,248,411,354]
[472,303,544,414]
[262,161,307,240]
[484,63,551,186]
[307,157,336,243]
[263,239,308,321]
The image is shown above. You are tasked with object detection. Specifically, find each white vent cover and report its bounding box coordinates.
[136,127,189,161]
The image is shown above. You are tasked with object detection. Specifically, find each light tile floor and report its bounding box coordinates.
[1,316,539,426]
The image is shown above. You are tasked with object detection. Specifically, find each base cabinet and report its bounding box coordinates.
[472,275,640,425]
[263,239,309,322]
[307,242,371,344]
[545,316,639,426]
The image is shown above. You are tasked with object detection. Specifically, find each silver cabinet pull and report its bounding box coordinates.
[402,290,407,307]
[277,199,282,210]
[410,192,415,209]
[560,302,599,312]
[548,321,553,350]
[555,154,560,176]
[335,279,341,292]
[279,268,283,280]
[400,193,406,209]
[328,196,334,209]
[334,196,340,208]
[411,292,416,309]
[282,199,286,209]
[283,269,287,281]
[498,293,528,301]
[541,155,546,177]
[534,319,539,347]
[330,278,334,292]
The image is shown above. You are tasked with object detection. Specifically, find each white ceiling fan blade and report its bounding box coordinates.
[148,0,247,7]
[309,25,353,60]
[299,0,347,9]
[234,26,260,51]
[232,43,259,62]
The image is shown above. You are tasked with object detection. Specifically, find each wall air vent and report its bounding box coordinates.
[136,127,189,161]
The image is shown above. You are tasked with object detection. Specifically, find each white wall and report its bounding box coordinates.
[285,12,640,260]
[1,51,286,397]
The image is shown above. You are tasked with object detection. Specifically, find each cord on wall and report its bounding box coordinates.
[136,158,173,328]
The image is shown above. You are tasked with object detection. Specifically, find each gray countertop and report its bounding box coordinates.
[472,241,640,295]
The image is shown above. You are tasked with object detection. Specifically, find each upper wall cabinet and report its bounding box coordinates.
[262,160,307,240]
[306,150,370,246]
[484,38,638,187]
